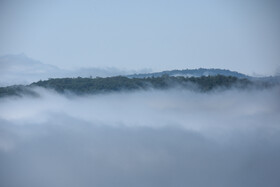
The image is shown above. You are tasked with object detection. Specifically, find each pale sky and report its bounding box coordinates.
[0,0,279,75]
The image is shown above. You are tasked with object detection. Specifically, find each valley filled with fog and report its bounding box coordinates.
[1,0,280,186]
[0,87,279,187]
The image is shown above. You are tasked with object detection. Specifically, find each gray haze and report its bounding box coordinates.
[0,0,280,75]
[0,54,150,86]
[0,87,280,187]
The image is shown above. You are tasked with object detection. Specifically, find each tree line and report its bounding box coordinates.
[0,74,258,97]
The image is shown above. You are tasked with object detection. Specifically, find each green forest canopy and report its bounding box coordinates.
[0,75,258,97]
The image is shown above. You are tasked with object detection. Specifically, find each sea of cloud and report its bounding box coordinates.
[0,87,280,187]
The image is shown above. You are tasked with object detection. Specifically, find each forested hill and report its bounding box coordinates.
[0,75,267,97]
[127,68,248,78]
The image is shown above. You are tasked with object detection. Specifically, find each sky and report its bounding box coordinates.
[0,0,280,75]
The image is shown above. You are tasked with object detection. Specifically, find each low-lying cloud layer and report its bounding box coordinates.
[0,87,280,187]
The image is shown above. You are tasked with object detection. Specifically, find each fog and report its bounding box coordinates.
[0,87,280,187]
[0,54,150,86]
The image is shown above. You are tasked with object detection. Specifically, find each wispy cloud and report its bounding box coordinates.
[0,87,279,187]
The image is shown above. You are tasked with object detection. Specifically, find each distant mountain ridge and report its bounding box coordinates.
[1,54,280,97]
[127,68,248,78]
[0,54,137,86]
[3,54,279,88]
[0,54,251,86]
[0,54,63,86]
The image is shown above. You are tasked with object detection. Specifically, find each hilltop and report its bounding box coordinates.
[127,68,248,78]
[0,74,273,98]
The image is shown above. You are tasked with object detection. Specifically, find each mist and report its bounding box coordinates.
[0,54,151,86]
[0,87,280,187]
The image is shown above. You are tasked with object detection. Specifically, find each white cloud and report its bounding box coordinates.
[0,87,280,187]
